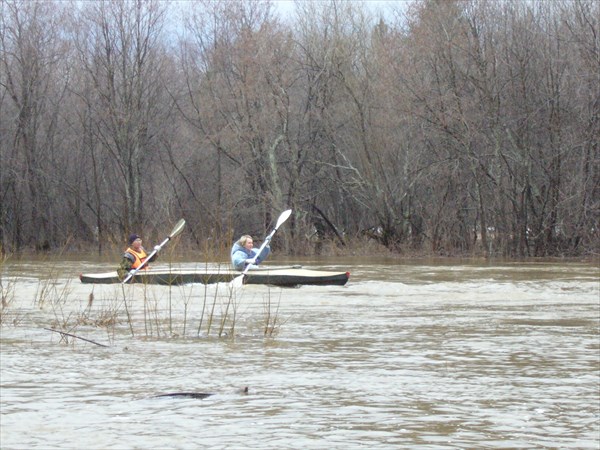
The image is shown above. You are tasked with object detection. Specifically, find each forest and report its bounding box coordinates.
[1,0,598,258]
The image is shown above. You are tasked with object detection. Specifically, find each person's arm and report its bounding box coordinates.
[230,248,246,271]
[118,253,135,279]
[253,245,270,265]
[147,245,160,263]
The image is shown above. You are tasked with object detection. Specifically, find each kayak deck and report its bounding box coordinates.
[80,268,350,287]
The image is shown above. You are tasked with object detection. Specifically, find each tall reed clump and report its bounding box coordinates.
[32,242,122,346]
[130,270,243,340]
[197,280,287,339]
[263,289,286,338]
[32,239,76,313]
[0,252,19,326]
[218,281,239,337]
[75,289,122,345]
[29,256,77,331]
[187,228,288,339]
[81,227,289,341]
[22,258,113,347]
[48,284,134,347]
[192,235,242,338]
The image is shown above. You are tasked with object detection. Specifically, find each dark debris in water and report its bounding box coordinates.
[155,392,214,399]
[154,386,249,399]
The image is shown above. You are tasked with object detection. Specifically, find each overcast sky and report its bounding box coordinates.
[272,0,408,20]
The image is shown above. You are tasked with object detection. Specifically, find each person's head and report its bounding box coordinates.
[128,234,142,250]
[237,235,253,250]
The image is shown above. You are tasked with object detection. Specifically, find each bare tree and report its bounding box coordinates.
[0,0,596,257]
[177,0,296,240]
[0,0,71,251]
[72,0,170,238]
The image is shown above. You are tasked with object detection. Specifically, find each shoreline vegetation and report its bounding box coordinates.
[2,235,598,263]
[0,249,287,341]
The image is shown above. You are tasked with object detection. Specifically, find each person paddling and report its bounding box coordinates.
[118,234,160,280]
[230,235,271,271]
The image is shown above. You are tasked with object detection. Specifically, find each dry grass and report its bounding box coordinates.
[1,236,287,343]
[263,289,287,338]
[0,252,19,326]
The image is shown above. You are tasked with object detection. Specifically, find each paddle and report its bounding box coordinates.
[232,209,292,287]
[253,264,302,271]
[122,218,186,284]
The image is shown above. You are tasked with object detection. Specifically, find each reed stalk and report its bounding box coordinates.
[218,286,233,337]
[179,282,194,337]
[196,280,208,336]
[0,253,17,326]
[120,285,135,337]
[4,239,289,343]
[263,289,287,337]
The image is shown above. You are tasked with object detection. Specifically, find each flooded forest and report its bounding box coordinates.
[1,0,598,258]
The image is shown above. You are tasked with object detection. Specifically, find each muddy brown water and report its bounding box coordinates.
[1,257,598,449]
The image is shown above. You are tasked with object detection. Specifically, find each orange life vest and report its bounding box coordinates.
[125,247,149,270]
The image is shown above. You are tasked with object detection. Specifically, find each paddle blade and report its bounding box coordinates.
[231,274,245,288]
[276,209,292,229]
[170,218,186,239]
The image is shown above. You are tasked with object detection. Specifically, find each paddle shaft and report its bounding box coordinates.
[242,209,292,276]
[253,264,302,271]
[122,219,186,284]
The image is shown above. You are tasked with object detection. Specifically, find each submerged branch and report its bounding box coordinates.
[44,327,109,347]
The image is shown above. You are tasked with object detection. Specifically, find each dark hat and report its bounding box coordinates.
[128,234,141,245]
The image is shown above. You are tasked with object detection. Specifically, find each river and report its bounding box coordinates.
[1,257,599,449]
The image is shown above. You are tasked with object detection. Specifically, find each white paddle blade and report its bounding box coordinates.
[170,218,186,239]
[276,209,292,229]
[232,274,244,288]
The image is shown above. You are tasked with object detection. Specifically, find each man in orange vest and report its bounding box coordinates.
[118,233,160,280]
